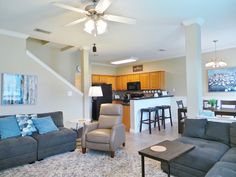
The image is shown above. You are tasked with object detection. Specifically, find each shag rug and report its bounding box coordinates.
[0,149,173,177]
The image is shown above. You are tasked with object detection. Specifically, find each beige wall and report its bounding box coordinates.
[27,38,80,85]
[91,63,117,75]
[0,33,83,122]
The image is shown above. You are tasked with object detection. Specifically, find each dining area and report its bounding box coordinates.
[177,99,236,133]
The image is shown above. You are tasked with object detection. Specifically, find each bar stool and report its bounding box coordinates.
[156,105,173,129]
[140,107,156,134]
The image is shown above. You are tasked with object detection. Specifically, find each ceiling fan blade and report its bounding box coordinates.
[103,14,136,24]
[95,0,113,13]
[52,2,87,14]
[64,17,87,27]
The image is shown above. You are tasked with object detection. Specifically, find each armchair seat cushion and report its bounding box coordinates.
[87,129,111,144]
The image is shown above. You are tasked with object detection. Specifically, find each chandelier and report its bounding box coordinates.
[205,40,227,68]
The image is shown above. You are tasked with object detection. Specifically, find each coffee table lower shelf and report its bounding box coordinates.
[138,140,195,177]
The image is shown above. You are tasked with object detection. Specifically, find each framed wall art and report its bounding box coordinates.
[208,67,236,92]
[1,73,38,105]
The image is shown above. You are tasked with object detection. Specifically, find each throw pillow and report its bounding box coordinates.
[16,114,37,136]
[205,121,230,145]
[183,119,207,138]
[32,116,59,134]
[0,116,21,139]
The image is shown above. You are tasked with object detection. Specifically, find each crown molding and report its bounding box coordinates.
[0,29,29,39]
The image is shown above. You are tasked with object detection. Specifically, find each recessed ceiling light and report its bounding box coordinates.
[111,57,137,65]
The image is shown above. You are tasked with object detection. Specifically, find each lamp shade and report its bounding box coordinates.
[88,86,103,97]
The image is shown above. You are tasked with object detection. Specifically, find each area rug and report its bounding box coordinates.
[0,149,173,177]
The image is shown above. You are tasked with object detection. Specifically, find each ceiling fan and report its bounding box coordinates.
[52,0,136,36]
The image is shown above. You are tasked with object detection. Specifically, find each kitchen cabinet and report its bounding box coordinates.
[139,73,150,90]
[127,74,140,82]
[92,75,100,83]
[132,74,140,82]
[112,100,130,132]
[92,75,116,90]
[127,74,133,82]
[149,72,158,89]
[121,75,128,90]
[116,76,122,90]
[92,71,165,91]
[123,105,130,132]
[149,71,165,89]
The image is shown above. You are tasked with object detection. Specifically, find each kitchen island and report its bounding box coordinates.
[130,95,173,133]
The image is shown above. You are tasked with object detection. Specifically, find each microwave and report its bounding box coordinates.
[127,82,141,91]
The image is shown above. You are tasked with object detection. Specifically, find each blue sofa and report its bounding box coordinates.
[161,119,236,177]
[0,111,77,170]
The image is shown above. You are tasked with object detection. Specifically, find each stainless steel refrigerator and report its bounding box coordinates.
[92,83,112,121]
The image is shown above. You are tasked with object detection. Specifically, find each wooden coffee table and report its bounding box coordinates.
[138,140,194,177]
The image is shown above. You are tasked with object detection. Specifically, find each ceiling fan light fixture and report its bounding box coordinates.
[84,19,95,34]
[96,19,107,34]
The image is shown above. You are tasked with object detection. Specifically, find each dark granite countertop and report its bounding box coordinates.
[130,95,174,100]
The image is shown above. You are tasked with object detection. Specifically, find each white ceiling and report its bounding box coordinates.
[0,0,236,66]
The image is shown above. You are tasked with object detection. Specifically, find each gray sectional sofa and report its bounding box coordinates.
[0,111,77,170]
[161,119,236,177]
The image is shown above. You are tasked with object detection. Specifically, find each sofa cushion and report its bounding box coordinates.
[0,136,37,160]
[32,116,59,134]
[220,147,236,163]
[205,162,236,177]
[0,116,21,139]
[98,115,121,129]
[205,121,230,145]
[37,111,64,127]
[183,119,207,138]
[230,122,236,147]
[86,129,111,143]
[32,127,76,149]
[173,137,229,172]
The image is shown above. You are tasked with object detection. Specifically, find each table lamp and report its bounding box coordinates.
[89,86,103,121]
[89,86,103,98]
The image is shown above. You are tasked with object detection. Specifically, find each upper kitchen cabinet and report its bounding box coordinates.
[127,74,140,82]
[92,75,116,90]
[116,76,122,90]
[149,71,165,89]
[139,73,150,90]
[121,75,128,90]
[92,75,100,83]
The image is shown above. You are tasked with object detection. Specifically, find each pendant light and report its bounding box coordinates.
[205,40,227,68]
[92,44,97,53]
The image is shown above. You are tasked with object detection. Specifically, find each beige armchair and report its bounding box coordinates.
[82,103,125,158]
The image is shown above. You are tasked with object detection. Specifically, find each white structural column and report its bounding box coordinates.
[81,47,91,119]
[182,19,204,118]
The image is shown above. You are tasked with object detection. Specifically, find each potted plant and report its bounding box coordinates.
[208,99,217,108]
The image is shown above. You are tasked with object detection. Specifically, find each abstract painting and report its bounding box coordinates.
[1,73,38,105]
[208,67,236,92]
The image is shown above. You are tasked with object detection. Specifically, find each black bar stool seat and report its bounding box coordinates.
[140,107,157,134]
[156,105,173,129]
